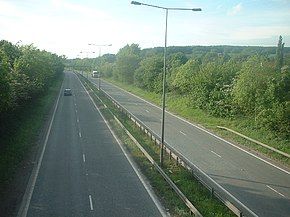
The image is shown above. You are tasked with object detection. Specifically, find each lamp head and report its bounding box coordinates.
[131,1,142,5]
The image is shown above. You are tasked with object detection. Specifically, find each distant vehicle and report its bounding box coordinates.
[64,88,72,96]
[92,71,99,78]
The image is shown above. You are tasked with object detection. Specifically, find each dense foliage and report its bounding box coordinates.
[0,40,64,122]
[67,36,290,139]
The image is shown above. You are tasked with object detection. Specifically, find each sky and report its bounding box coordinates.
[0,0,290,58]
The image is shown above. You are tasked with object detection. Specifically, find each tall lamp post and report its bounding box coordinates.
[88,43,112,90]
[80,51,96,79]
[131,1,201,167]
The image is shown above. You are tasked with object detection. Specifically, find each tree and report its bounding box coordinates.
[114,44,140,84]
[167,52,188,90]
[0,49,14,112]
[172,58,200,94]
[232,55,275,115]
[134,54,163,93]
[276,35,285,71]
[189,60,238,117]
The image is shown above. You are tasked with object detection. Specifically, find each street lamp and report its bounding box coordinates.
[80,51,96,79]
[88,43,112,90]
[131,1,201,167]
[88,43,112,57]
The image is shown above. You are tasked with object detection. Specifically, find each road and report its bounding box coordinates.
[21,72,164,217]
[90,77,290,217]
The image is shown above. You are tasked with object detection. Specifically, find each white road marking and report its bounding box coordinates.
[89,195,94,210]
[77,75,167,217]
[79,132,82,138]
[17,83,63,217]
[145,109,149,113]
[180,131,186,136]
[101,80,290,175]
[266,185,285,198]
[77,118,79,123]
[82,154,86,163]
[211,150,222,158]
[75,109,78,113]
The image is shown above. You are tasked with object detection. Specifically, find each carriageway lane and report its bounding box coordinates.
[26,72,164,217]
[90,77,290,217]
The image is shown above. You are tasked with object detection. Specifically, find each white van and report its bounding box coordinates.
[92,71,99,78]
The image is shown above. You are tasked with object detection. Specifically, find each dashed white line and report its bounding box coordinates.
[77,118,79,123]
[75,109,78,113]
[101,80,290,176]
[180,131,186,136]
[82,154,86,163]
[89,195,94,210]
[145,109,149,113]
[210,150,222,158]
[79,132,82,138]
[266,185,285,198]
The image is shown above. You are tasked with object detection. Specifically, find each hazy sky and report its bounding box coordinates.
[1,0,289,58]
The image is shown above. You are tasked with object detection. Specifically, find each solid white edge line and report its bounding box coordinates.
[210,150,222,158]
[100,80,290,175]
[17,81,63,217]
[266,185,286,198]
[88,76,259,217]
[77,75,168,217]
[89,195,94,210]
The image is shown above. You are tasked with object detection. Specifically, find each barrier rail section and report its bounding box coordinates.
[86,77,258,217]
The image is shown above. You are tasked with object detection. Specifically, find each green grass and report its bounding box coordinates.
[105,78,290,166]
[80,75,235,217]
[0,75,63,193]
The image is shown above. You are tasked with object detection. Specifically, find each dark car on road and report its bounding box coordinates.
[64,88,72,96]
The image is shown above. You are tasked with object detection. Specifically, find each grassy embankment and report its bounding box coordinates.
[79,75,235,217]
[0,75,63,194]
[103,78,290,166]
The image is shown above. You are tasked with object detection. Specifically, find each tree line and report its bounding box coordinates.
[0,40,64,116]
[67,36,290,139]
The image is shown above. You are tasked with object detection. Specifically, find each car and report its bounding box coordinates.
[64,88,72,96]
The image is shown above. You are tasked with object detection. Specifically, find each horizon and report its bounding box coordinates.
[1,0,289,58]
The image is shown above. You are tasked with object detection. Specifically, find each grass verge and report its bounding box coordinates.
[104,78,290,166]
[80,75,235,217]
[0,75,63,195]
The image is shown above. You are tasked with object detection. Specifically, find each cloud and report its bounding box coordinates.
[228,3,243,16]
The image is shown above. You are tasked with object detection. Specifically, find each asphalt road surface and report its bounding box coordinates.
[90,77,290,217]
[23,72,164,217]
